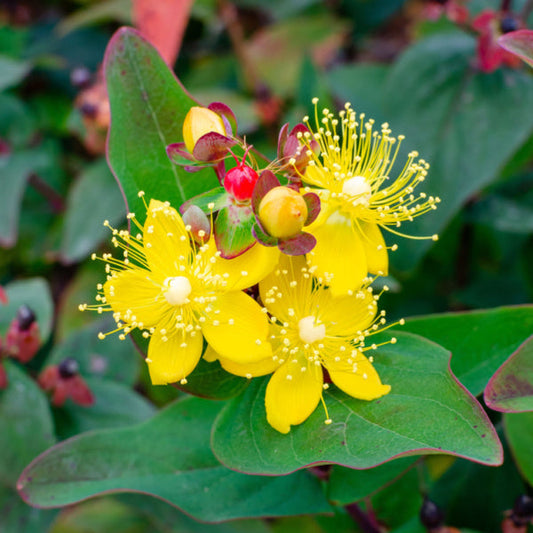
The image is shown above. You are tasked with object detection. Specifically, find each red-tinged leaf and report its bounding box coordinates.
[166,142,195,164]
[277,123,289,159]
[214,205,256,259]
[251,170,280,214]
[252,223,278,247]
[278,232,316,256]
[179,187,228,215]
[132,0,194,66]
[303,192,321,225]
[484,335,533,413]
[212,331,502,476]
[192,132,236,162]
[208,102,237,136]
[182,205,211,242]
[498,30,533,68]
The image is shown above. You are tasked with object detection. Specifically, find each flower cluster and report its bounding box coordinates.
[84,99,440,433]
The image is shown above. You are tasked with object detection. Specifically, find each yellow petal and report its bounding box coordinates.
[201,291,272,364]
[147,329,203,385]
[259,254,310,324]
[103,268,166,328]
[319,290,377,337]
[211,242,280,291]
[358,221,388,276]
[328,352,391,400]
[265,360,323,434]
[307,210,367,296]
[143,199,191,278]
[204,345,278,377]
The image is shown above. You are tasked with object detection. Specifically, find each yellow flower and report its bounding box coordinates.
[293,98,440,295]
[80,194,279,385]
[206,255,392,434]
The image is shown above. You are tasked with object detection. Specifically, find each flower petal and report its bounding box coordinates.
[307,210,367,296]
[143,199,191,277]
[147,328,203,385]
[265,360,323,434]
[358,221,388,276]
[211,242,280,291]
[328,352,391,400]
[103,268,166,328]
[204,345,278,377]
[201,291,272,364]
[319,290,377,337]
[259,254,311,324]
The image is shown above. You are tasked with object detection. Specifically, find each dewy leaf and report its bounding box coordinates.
[105,27,218,223]
[402,305,533,396]
[0,278,53,342]
[17,397,331,522]
[504,411,533,486]
[381,32,533,270]
[212,332,502,476]
[60,158,126,264]
[484,334,533,413]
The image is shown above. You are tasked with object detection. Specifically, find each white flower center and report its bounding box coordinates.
[342,176,371,206]
[164,276,192,306]
[298,316,326,344]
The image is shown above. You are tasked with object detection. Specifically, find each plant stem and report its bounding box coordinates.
[345,502,382,533]
[28,174,64,213]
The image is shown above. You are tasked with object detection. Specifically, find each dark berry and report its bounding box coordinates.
[511,494,533,526]
[16,305,36,331]
[58,357,79,379]
[420,498,444,529]
[500,15,519,34]
[70,67,92,89]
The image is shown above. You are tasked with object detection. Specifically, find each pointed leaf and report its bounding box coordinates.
[214,205,256,258]
[208,102,237,135]
[105,27,218,223]
[403,305,533,396]
[192,132,236,162]
[498,29,533,68]
[17,397,331,521]
[212,332,502,475]
[484,334,533,413]
[166,142,195,164]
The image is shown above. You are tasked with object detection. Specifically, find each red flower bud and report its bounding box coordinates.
[5,306,40,363]
[38,362,94,407]
[223,148,259,202]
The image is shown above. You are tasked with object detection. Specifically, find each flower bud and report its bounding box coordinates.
[183,106,226,154]
[258,186,308,239]
[224,163,259,202]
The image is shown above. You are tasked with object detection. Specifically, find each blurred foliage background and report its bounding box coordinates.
[1,0,533,532]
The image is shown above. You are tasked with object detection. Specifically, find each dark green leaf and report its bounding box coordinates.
[0,55,31,91]
[504,411,533,486]
[0,278,53,342]
[484,334,533,413]
[212,332,501,475]
[328,457,418,505]
[0,362,55,485]
[105,27,218,223]
[403,305,533,396]
[18,397,331,521]
[60,159,126,264]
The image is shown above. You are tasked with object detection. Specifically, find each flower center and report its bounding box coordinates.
[164,276,192,306]
[298,316,326,344]
[342,176,371,206]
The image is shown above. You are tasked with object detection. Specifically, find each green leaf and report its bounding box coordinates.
[504,411,533,486]
[0,485,57,533]
[105,27,218,223]
[402,305,533,396]
[0,278,53,342]
[0,362,55,485]
[214,204,256,258]
[0,149,50,247]
[211,332,501,475]
[328,457,418,505]
[60,159,126,264]
[46,317,141,386]
[178,357,250,400]
[484,334,533,413]
[382,32,533,269]
[0,54,31,92]
[18,397,331,521]
[55,379,155,440]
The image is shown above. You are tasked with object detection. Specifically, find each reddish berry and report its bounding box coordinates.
[223,148,259,202]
